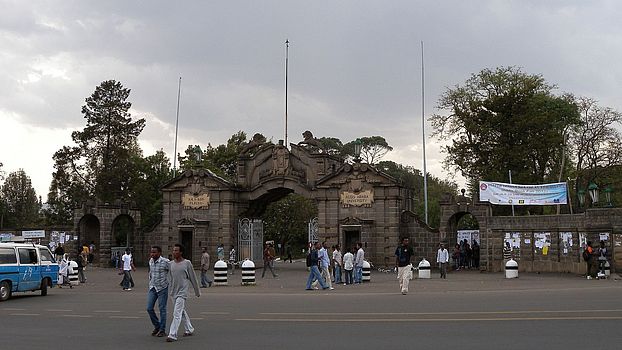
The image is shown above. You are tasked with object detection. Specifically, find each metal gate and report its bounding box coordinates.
[308,217,319,244]
[238,218,264,263]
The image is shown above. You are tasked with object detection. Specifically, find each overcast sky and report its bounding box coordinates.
[1,1,621,200]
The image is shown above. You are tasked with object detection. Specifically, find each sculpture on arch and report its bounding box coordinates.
[240,133,267,155]
[298,130,325,152]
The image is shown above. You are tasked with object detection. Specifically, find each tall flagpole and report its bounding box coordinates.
[285,39,290,147]
[173,76,182,177]
[421,41,429,225]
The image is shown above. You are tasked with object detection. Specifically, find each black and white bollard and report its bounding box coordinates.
[418,258,431,279]
[213,260,228,286]
[68,260,80,286]
[505,259,518,279]
[241,259,256,286]
[362,260,371,282]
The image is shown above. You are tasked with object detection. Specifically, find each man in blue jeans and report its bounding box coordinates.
[354,242,365,283]
[306,242,329,290]
[147,246,170,337]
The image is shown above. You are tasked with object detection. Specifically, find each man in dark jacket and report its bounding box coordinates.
[305,242,328,290]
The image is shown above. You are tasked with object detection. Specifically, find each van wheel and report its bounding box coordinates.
[0,281,11,301]
[40,280,48,296]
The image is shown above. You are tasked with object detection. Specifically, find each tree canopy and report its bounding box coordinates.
[431,67,580,192]
[1,169,40,229]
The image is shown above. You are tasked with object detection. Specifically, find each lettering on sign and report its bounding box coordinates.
[182,193,211,209]
[340,190,374,207]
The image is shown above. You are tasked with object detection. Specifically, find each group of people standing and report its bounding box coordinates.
[452,239,480,270]
[583,240,610,279]
[306,241,365,290]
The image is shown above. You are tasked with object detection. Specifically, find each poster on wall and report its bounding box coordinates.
[599,232,610,242]
[534,232,551,255]
[457,230,480,245]
[504,232,521,260]
[560,232,573,255]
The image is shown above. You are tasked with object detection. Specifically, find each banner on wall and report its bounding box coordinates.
[479,181,567,205]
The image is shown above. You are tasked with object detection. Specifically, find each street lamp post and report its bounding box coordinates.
[588,182,599,206]
[353,138,362,163]
[604,185,613,207]
[577,189,586,208]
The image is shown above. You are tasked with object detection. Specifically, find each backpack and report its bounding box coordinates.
[582,250,590,262]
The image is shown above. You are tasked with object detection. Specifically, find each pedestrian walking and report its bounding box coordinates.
[312,241,333,290]
[88,241,96,264]
[147,246,170,337]
[437,243,449,279]
[354,242,365,284]
[261,242,278,278]
[395,237,414,294]
[121,249,135,291]
[200,248,212,288]
[216,243,225,261]
[305,242,328,290]
[166,244,201,342]
[583,241,595,279]
[54,244,65,262]
[342,248,354,285]
[76,250,87,283]
[332,245,342,284]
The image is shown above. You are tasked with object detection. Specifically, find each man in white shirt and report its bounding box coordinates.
[342,248,354,285]
[121,249,135,291]
[166,243,200,342]
[437,243,449,279]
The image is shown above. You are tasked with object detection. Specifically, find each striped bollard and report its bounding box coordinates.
[362,260,371,282]
[213,260,228,286]
[241,259,256,286]
[418,258,431,279]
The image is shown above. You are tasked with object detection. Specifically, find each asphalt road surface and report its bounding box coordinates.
[2,261,621,350]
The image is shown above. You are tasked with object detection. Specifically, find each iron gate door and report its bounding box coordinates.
[238,218,264,263]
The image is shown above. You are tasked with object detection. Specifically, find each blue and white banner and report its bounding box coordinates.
[479,181,567,206]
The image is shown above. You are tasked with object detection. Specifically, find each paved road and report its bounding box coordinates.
[2,261,622,349]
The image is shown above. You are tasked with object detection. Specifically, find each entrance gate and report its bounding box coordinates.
[238,218,264,263]
[308,217,319,244]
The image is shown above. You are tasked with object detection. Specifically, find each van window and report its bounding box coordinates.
[40,248,55,263]
[0,248,17,264]
[18,248,38,264]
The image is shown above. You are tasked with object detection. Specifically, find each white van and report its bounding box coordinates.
[0,242,59,301]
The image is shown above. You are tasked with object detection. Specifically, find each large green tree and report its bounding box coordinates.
[1,169,40,229]
[431,67,580,192]
[377,160,457,228]
[51,80,146,205]
[343,136,393,164]
[569,97,622,194]
[261,193,318,253]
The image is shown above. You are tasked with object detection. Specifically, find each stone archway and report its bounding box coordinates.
[111,214,136,248]
[77,214,100,258]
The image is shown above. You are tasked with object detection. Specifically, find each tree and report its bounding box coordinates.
[569,97,622,192]
[377,160,457,228]
[178,131,270,181]
[1,169,40,228]
[128,149,173,230]
[317,137,345,157]
[261,194,318,253]
[431,67,580,194]
[343,136,393,164]
[51,80,146,205]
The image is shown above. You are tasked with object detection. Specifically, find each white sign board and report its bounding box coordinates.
[479,181,567,205]
[22,230,46,238]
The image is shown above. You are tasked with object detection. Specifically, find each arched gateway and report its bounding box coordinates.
[144,135,435,267]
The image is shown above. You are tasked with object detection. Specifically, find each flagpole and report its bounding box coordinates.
[173,76,181,177]
[285,39,289,147]
[421,41,429,225]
